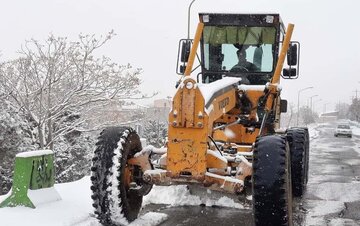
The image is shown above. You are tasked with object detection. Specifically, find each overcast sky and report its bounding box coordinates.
[1,0,360,112]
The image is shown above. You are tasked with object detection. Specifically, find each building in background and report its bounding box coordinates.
[132,98,171,137]
[319,111,338,123]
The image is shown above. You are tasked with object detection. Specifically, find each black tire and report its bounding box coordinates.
[91,127,151,225]
[253,135,293,226]
[303,128,310,184]
[287,127,309,197]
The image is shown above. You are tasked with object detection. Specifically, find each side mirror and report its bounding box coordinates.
[282,68,297,78]
[280,99,288,113]
[287,43,298,66]
[177,65,185,74]
[180,40,191,63]
[282,41,300,79]
[176,39,192,75]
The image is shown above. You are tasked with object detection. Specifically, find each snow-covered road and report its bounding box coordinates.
[1,121,360,226]
[299,122,360,226]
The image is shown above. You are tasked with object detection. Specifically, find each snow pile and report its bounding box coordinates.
[308,123,320,140]
[0,177,167,226]
[347,120,360,136]
[198,77,241,108]
[143,185,244,209]
[16,149,53,158]
[0,175,246,226]
[350,123,360,136]
[352,127,360,136]
[0,177,97,226]
[27,187,62,206]
[129,212,168,226]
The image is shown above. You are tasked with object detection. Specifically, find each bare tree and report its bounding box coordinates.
[0,32,145,150]
[348,98,360,121]
[335,102,350,120]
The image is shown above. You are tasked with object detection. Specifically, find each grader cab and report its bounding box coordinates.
[90,13,309,226]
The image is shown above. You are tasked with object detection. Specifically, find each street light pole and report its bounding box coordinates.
[309,95,319,113]
[187,0,196,39]
[312,98,322,114]
[323,102,330,113]
[297,86,313,126]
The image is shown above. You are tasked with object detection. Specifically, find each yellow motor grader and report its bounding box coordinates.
[91,13,309,226]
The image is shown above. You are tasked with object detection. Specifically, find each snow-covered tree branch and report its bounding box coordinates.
[0,32,146,150]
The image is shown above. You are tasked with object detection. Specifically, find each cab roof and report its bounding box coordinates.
[198,13,285,32]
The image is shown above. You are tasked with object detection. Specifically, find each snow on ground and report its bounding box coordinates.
[0,177,244,225]
[312,182,360,202]
[328,218,360,226]
[1,122,358,226]
[0,177,99,226]
[0,177,168,226]
[350,121,360,136]
[143,185,244,209]
[303,121,360,226]
[304,200,345,226]
[353,127,360,136]
[308,123,320,140]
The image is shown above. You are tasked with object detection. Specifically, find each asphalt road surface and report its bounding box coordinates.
[300,122,360,226]
[143,122,360,226]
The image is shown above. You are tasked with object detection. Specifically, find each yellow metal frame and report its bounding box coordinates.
[167,78,238,179]
[184,23,204,76]
[265,24,295,113]
[167,22,295,185]
[129,22,296,195]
